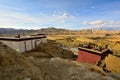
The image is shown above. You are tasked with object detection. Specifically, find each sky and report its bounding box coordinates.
[0,0,120,30]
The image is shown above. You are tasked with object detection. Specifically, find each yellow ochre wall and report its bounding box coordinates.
[105,54,120,73]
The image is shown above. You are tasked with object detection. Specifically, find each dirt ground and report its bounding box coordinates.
[0,41,120,80]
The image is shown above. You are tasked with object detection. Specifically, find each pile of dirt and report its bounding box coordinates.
[0,42,120,80]
[32,42,74,59]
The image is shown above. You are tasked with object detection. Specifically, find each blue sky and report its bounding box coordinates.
[0,0,120,29]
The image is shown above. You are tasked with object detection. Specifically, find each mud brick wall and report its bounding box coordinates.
[105,54,120,73]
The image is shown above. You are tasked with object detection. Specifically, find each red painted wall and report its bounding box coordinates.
[76,50,101,64]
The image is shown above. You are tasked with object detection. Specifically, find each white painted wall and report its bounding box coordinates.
[1,41,20,52]
[0,37,47,53]
[19,41,25,53]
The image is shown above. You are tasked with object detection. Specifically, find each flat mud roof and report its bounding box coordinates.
[78,47,102,56]
[0,36,46,41]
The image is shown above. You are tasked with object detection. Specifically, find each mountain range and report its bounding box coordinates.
[0,27,120,36]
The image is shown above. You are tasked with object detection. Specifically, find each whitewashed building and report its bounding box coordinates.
[0,34,46,53]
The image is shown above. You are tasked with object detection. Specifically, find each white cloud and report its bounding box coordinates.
[0,8,76,29]
[83,20,106,25]
[0,12,45,23]
[89,20,105,25]
[83,20,120,29]
[52,12,68,23]
[58,12,68,23]
[0,24,41,29]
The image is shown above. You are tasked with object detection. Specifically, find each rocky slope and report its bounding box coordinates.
[0,41,120,80]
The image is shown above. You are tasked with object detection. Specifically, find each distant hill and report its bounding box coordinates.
[0,28,36,36]
[0,27,120,36]
[0,27,70,34]
[37,27,71,35]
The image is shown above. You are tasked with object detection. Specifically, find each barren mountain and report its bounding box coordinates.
[0,27,120,36]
